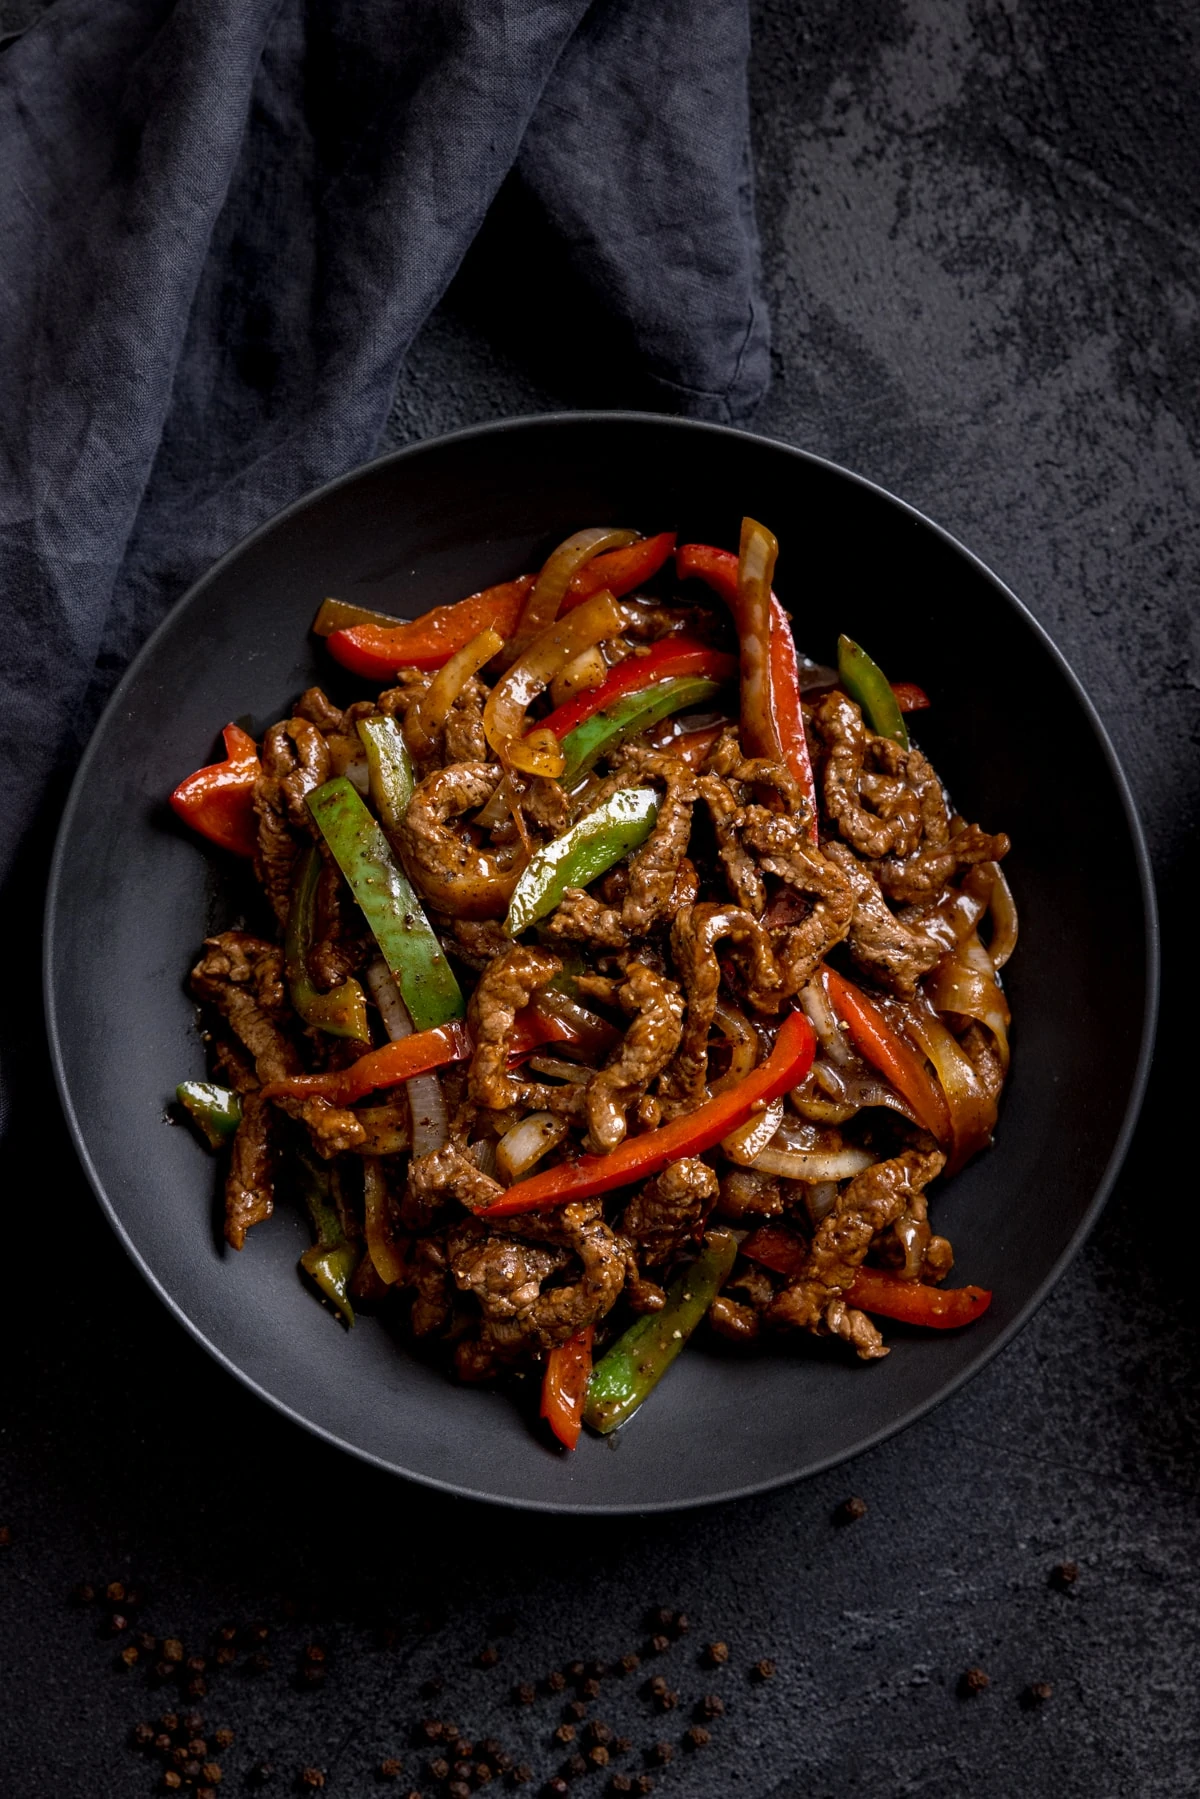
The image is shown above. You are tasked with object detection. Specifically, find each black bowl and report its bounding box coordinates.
[44,413,1157,1513]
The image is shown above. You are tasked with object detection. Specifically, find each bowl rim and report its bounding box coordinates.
[43,409,1161,1513]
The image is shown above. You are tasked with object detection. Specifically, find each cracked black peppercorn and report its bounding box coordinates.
[683,1727,710,1751]
[563,1755,587,1778]
[653,1690,677,1713]
[751,1659,776,1682]
[478,1645,500,1668]
[162,1774,182,1793]
[106,1581,126,1604]
[299,1770,326,1790]
[566,1661,586,1680]
[613,1738,631,1756]
[418,1720,446,1743]
[618,1653,640,1675]
[698,1695,724,1720]
[646,1636,670,1657]
[645,1609,673,1632]
[546,1671,567,1694]
[554,1725,576,1745]
[213,1728,234,1751]
[202,1762,223,1784]
[701,1642,728,1668]
[1050,1562,1079,1591]
[159,1716,180,1734]
[1022,1682,1054,1708]
[379,1761,404,1781]
[74,1582,96,1605]
[107,1612,129,1636]
[608,1779,632,1795]
[427,1759,450,1781]
[132,1723,155,1748]
[834,1496,868,1526]
[634,1779,655,1795]
[475,1762,494,1784]
[580,1678,601,1700]
[587,1747,609,1769]
[670,1615,689,1637]
[649,1743,674,1765]
[447,1784,471,1799]
[958,1667,990,1698]
[541,1780,569,1798]
[515,1684,536,1706]
[181,1713,204,1735]
[585,1723,612,1746]
[564,1700,587,1722]
[453,1739,475,1761]
[510,1765,532,1785]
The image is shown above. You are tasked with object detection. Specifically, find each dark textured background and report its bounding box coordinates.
[2,2,1198,1794]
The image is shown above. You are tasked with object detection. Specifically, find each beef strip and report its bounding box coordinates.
[450,1200,627,1355]
[619,1158,717,1267]
[822,840,941,995]
[430,916,513,971]
[875,824,1011,905]
[408,1233,456,1338]
[586,962,684,1152]
[697,773,766,915]
[407,1143,504,1226]
[466,945,587,1117]
[253,718,330,924]
[224,1091,276,1250]
[715,1166,784,1222]
[307,852,367,991]
[192,932,364,1161]
[664,903,781,1109]
[293,686,347,735]
[443,674,489,764]
[545,746,699,947]
[767,1148,946,1358]
[708,1294,761,1343]
[739,807,854,990]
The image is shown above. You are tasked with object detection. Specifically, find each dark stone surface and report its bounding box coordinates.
[2,2,1197,1794]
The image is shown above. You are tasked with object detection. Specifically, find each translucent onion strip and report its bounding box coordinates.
[708,1000,760,1095]
[902,993,995,1174]
[362,1156,405,1286]
[496,1112,570,1183]
[986,864,1019,969]
[365,959,449,1158]
[484,590,628,777]
[805,1181,839,1226]
[549,644,609,709]
[751,1145,876,1181]
[721,1096,785,1165]
[800,977,854,1066]
[406,625,504,760]
[505,526,639,665]
[926,930,1011,1070]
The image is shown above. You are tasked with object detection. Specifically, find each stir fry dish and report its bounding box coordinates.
[171,520,1016,1448]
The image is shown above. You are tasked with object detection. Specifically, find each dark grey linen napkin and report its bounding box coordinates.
[0,0,767,1128]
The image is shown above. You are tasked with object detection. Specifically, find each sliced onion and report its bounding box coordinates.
[366,959,450,1157]
[811,1058,918,1122]
[751,1145,876,1181]
[902,991,996,1173]
[800,977,854,1066]
[530,990,622,1058]
[344,757,371,796]
[496,1111,571,1183]
[985,863,1019,969]
[721,1096,785,1165]
[527,1055,591,1084]
[362,1156,405,1286]
[925,930,1011,1070]
[805,1181,839,1226]
[483,590,628,777]
[407,625,504,760]
[708,1000,760,1095]
[505,526,639,664]
[470,1137,498,1180]
[549,644,609,709]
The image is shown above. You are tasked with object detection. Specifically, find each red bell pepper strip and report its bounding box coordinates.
[675,542,818,838]
[822,965,952,1143]
[562,532,677,605]
[324,575,535,678]
[740,1226,991,1328]
[480,1009,816,1219]
[261,1019,472,1106]
[891,681,930,713]
[169,724,261,858]
[540,1326,594,1450]
[843,1266,992,1328]
[538,637,737,744]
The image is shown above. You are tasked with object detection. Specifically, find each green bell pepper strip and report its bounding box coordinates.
[295,1147,357,1326]
[583,1228,739,1434]
[558,675,724,785]
[356,715,416,836]
[285,845,371,1041]
[837,634,909,748]
[176,1081,242,1149]
[307,777,464,1031]
[504,787,659,937]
